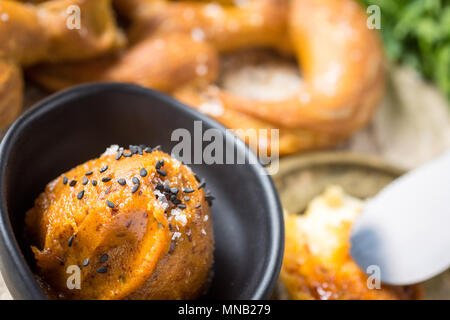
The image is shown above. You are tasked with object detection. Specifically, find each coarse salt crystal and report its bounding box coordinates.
[175,214,187,226]
[154,190,169,210]
[191,28,205,42]
[203,3,223,18]
[172,232,181,240]
[1,13,9,22]
[102,144,120,156]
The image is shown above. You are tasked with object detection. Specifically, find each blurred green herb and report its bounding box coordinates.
[360,0,450,99]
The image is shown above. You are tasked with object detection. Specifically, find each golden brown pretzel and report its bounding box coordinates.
[210,0,385,134]
[0,0,124,128]
[29,0,384,155]
[174,0,385,154]
[114,0,289,51]
[29,33,219,93]
[29,0,284,92]
[0,60,22,128]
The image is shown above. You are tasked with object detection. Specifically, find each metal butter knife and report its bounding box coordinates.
[350,151,450,285]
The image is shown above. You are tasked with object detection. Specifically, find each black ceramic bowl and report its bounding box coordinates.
[0,83,283,300]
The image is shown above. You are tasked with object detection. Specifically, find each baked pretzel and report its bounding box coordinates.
[28,0,385,155]
[29,0,285,92]
[27,33,219,93]
[174,0,385,153]
[0,0,124,128]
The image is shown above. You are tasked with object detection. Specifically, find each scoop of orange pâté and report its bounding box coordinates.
[25,145,214,299]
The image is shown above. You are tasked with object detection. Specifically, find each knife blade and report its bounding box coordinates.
[350,151,450,285]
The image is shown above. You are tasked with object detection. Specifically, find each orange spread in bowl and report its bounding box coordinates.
[25,145,214,299]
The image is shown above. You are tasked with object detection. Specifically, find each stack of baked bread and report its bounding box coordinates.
[1,0,385,155]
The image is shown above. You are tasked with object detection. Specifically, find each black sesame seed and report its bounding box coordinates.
[105,186,111,194]
[157,169,167,177]
[155,183,164,191]
[92,180,98,186]
[99,165,108,173]
[194,174,201,183]
[106,200,115,208]
[82,258,89,267]
[168,242,176,254]
[172,199,181,205]
[169,194,177,202]
[63,176,68,185]
[99,253,109,263]
[198,181,206,190]
[129,145,138,154]
[205,193,215,206]
[183,188,195,194]
[123,152,132,157]
[102,177,111,183]
[116,150,123,160]
[170,187,179,194]
[132,177,140,185]
[163,184,170,193]
[178,204,186,209]
[195,203,201,209]
[140,168,148,177]
[137,146,143,155]
[144,147,152,153]
[131,184,139,194]
[68,235,74,247]
[69,180,77,187]
[117,178,126,186]
[82,177,88,185]
[155,160,162,170]
[85,171,93,176]
[152,145,161,152]
[169,224,173,231]
[77,190,85,200]
[96,266,107,274]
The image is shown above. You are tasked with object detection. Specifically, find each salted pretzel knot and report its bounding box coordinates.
[29,0,285,93]
[174,0,385,154]
[0,0,124,128]
[29,0,384,155]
